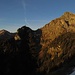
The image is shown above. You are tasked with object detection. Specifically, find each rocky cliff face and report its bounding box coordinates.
[38,12,75,75]
[0,12,75,75]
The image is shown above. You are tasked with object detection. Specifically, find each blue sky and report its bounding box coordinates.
[0,0,75,32]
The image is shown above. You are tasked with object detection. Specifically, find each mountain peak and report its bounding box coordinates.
[0,29,15,40]
[0,29,9,35]
[63,11,74,15]
[60,12,75,20]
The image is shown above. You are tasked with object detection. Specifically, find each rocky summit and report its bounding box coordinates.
[0,12,75,75]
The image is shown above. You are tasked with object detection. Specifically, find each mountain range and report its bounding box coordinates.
[0,12,75,75]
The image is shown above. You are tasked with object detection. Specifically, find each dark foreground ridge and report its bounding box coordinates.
[0,12,75,75]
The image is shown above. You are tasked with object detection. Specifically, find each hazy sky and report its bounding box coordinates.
[0,0,75,32]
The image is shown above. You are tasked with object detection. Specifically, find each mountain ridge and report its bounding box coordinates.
[0,12,75,75]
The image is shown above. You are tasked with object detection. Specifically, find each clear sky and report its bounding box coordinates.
[0,0,75,32]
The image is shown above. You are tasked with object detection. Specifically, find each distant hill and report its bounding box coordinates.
[0,29,15,41]
[0,12,75,75]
